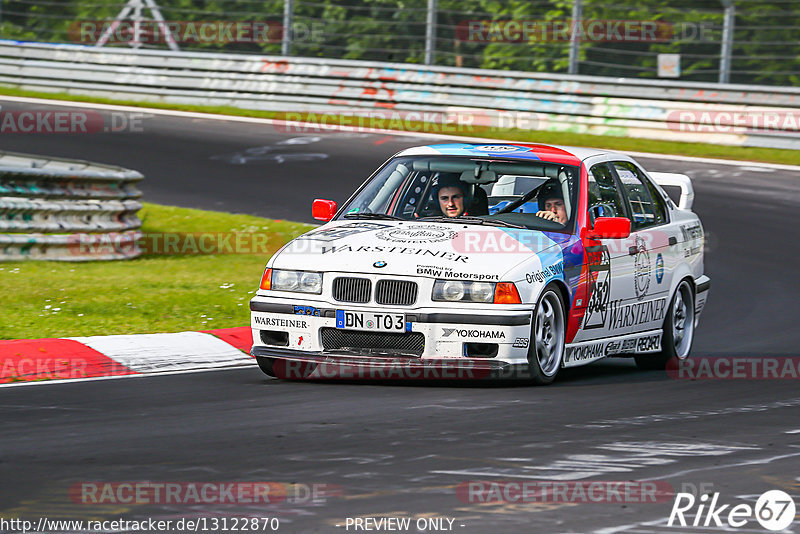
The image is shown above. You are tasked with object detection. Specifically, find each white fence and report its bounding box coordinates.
[0,149,143,261]
[2,40,800,149]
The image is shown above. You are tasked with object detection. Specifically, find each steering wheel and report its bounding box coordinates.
[588,202,617,224]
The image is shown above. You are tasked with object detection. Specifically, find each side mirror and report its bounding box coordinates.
[586,217,631,239]
[312,199,337,222]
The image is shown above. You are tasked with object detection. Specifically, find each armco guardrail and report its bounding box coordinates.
[1,41,800,149]
[0,149,143,261]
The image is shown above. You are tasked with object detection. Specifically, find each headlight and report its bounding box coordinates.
[271,269,323,294]
[470,282,495,303]
[440,280,465,301]
[433,280,498,303]
[299,271,323,293]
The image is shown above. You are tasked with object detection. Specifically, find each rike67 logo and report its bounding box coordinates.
[668,490,796,531]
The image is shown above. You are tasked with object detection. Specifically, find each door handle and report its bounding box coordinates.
[668,236,678,246]
[629,246,638,256]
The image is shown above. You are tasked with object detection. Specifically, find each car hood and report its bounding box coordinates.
[271,220,568,279]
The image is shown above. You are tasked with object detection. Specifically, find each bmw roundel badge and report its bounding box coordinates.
[373,261,387,268]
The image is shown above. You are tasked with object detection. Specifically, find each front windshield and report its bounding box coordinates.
[337,155,580,232]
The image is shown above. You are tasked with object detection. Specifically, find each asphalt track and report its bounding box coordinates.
[1,99,800,533]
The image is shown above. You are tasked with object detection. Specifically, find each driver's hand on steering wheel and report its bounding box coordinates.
[536,210,561,223]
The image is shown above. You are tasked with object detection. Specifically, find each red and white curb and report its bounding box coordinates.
[0,327,254,386]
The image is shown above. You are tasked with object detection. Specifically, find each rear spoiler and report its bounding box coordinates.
[649,172,695,210]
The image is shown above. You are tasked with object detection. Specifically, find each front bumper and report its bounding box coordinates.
[250,296,533,364]
[251,345,531,380]
[694,275,711,325]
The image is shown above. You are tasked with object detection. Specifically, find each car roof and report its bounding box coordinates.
[395,143,624,166]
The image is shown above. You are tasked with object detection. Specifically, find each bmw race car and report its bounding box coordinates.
[250,143,710,384]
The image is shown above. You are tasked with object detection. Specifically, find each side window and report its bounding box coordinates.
[643,174,669,224]
[394,172,431,217]
[613,161,665,229]
[587,163,626,225]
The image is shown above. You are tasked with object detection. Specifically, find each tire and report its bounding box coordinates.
[526,285,566,385]
[256,356,276,377]
[635,279,695,370]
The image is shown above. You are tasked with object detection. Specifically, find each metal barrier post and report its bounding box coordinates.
[719,0,735,84]
[282,0,293,56]
[424,0,437,65]
[568,0,583,75]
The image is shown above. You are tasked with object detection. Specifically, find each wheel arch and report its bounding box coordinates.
[527,278,570,316]
[669,262,696,301]
[547,279,571,315]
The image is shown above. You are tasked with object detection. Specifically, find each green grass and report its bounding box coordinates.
[0,203,314,340]
[2,85,800,166]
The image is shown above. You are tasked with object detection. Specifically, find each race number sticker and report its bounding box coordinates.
[583,245,610,330]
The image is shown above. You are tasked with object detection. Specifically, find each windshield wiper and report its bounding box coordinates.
[479,219,527,229]
[344,213,403,220]
[417,216,482,225]
[417,216,526,229]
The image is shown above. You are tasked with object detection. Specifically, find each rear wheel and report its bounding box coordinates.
[527,286,566,385]
[635,279,695,370]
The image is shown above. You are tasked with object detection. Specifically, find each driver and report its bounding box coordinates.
[536,181,568,224]
[433,175,468,217]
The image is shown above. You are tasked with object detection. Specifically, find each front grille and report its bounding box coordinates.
[332,277,371,303]
[321,328,425,356]
[375,279,418,306]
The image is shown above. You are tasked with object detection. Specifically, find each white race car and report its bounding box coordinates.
[250,143,709,384]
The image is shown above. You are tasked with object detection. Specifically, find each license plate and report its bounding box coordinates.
[336,310,406,332]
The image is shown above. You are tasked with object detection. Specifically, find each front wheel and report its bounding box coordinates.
[527,286,566,385]
[256,356,276,377]
[635,279,695,370]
